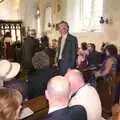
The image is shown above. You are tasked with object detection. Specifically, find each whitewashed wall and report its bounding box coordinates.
[47,0,120,51]
[0,0,20,20]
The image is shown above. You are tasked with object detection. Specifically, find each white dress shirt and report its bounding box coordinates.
[58,33,68,60]
[48,106,67,114]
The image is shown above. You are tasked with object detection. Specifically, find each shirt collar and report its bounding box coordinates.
[62,33,68,39]
[48,105,67,114]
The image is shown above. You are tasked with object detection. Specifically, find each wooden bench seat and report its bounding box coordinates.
[97,75,120,118]
[112,103,120,120]
[23,96,48,120]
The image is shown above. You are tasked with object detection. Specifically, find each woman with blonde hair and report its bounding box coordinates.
[0,88,22,120]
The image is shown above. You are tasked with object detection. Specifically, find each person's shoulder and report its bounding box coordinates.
[111,56,117,62]
[42,115,54,120]
[24,36,32,43]
[94,51,101,56]
[67,34,78,46]
[106,57,114,64]
[69,105,87,120]
[42,108,68,120]
[68,34,77,40]
[85,84,100,98]
[42,113,54,120]
[35,38,39,41]
[79,84,97,95]
[85,84,97,91]
[39,67,57,75]
[25,36,31,40]
[69,105,86,112]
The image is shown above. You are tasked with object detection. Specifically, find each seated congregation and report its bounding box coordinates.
[0,57,119,120]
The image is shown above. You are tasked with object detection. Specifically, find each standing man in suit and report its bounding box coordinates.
[43,75,87,120]
[40,32,49,49]
[57,21,78,75]
[22,29,40,72]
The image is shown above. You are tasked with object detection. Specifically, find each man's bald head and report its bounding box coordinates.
[64,69,85,95]
[46,76,70,101]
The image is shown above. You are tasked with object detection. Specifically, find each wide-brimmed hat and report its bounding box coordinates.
[0,60,20,81]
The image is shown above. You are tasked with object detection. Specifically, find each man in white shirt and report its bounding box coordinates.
[65,69,102,120]
[57,21,78,75]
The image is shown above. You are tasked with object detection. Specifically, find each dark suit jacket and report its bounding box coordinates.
[4,78,28,100]
[41,35,49,49]
[87,50,102,66]
[28,67,58,99]
[43,105,87,120]
[22,36,39,69]
[58,34,78,75]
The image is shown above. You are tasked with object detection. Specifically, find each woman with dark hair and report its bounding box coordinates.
[81,42,89,56]
[76,42,88,69]
[81,42,87,50]
[95,44,119,106]
[100,42,109,62]
[95,44,118,78]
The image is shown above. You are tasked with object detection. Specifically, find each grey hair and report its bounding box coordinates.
[32,51,50,69]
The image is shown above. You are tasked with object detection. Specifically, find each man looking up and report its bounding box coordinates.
[56,21,78,75]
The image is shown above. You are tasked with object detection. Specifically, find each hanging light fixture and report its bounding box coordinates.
[0,0,4,3]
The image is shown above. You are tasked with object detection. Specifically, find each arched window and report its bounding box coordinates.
[44,6,52,32]
[36,8,41,38]
[66,0,103,33]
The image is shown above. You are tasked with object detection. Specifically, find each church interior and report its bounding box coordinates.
[0,0,120,120]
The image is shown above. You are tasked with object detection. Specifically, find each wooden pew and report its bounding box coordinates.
[112,103,120,120]
[96,75,120,118]
[23,96,48,120]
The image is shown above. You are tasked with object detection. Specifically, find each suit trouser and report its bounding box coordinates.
[58,60,66,75]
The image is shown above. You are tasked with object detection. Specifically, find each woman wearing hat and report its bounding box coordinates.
[0,59,20,87]
[0,59,28,99]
